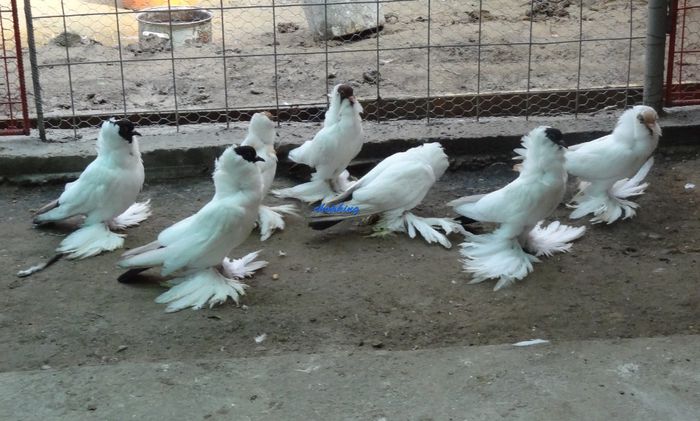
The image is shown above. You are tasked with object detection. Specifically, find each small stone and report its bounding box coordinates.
[87,404,97,411]
[116,345,128,353]
[40,364,51,370]
[250,89,263,95]
[272,273,279,280]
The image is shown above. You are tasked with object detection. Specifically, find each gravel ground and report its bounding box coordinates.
[0,149,698,372]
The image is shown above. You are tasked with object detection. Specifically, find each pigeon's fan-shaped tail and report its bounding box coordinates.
[109,200,152,230]
[57,223,126,259]
[258,204,298,241]
[154,251,268,312]
[525,221,586,257]
[156,268,249,313]
[460,233,540,291]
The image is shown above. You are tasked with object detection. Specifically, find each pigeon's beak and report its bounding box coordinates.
[255,156,265,162]
[348,95,356,105]
[132,130,142,137]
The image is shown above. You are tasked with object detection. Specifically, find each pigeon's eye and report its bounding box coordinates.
[637,114,645,123]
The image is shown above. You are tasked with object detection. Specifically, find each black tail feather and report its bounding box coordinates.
[455,215,477,226]
[308,219,344,230]
[117,267,150,283]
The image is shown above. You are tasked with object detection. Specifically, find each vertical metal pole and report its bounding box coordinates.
[113,0,128,117]
[23,0,44,139]
[375,0,380,122]
[624,0,634,107]
[218,0,230,128]
[59,0,77,138]
[525,0,535,120]
[165,0,180,130]
[271,0,280,124]
[664,0,679,106]
[475,0,483,121]
[426,0,431,124]
[574,0,583,117]
[644,0,668,111]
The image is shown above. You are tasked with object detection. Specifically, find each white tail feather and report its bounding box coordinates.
[221,250,269,279]
[272,179,336,203]
[611,156,654,199]
[526,220,586,257]
[258,204,298,241]
[109,200,152,230]
[156,268,248,313]
[460,233,539,290]
[56,223,125,259]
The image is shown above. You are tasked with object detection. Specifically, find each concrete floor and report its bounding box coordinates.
[1,336,698,420]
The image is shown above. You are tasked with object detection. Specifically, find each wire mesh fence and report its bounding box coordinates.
[24,0,649,137]
[0,0,30,135]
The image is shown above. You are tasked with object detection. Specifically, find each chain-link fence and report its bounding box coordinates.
[24,0,649,138]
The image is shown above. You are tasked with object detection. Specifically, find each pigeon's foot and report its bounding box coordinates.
[568,193,640,224]
[331,170,356,193]
[367,227,397,238]
[57,223,125,259]
[109,200,152,230]
[401,213,466,249]
[525,220,586,257]
[258,204,298,241]
[155,268,248,313]
[460,233,539,291]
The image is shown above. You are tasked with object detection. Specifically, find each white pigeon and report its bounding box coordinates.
[117,145,267,313]
[241,112,297,241]
[273,84,363,203]
[18,118,150,277]
[449,127,586,290]
[566,105,661,224]
[309,142,465,248]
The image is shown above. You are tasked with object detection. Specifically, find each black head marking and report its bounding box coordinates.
[544,127,566,147]
[113,119,141,143]
[234,145,265,163]
[337,84,354,100]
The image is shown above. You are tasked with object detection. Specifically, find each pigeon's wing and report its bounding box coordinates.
[451,178,543,224]
[325,151,409,205]
[51,158,115,216]
[565,135,632,179]
[351,160,436,213]
[124,200,247,275]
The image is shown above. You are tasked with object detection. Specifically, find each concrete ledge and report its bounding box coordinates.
[1,106,699,183]
[0,335,697,420]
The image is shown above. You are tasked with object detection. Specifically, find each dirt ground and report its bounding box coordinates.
[0,147,698,373]
[23,0,655,121]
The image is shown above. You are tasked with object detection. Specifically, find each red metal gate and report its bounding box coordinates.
[0,0,29,135]
[666,0,700,106]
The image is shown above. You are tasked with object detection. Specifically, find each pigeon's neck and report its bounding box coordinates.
[213,166,262,199]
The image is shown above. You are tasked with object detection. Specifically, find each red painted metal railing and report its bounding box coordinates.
[0,0,30,135]
[666,0,700,106]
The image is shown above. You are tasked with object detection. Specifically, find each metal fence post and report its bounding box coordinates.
[23,0,45,140]
[644,0,668,112]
